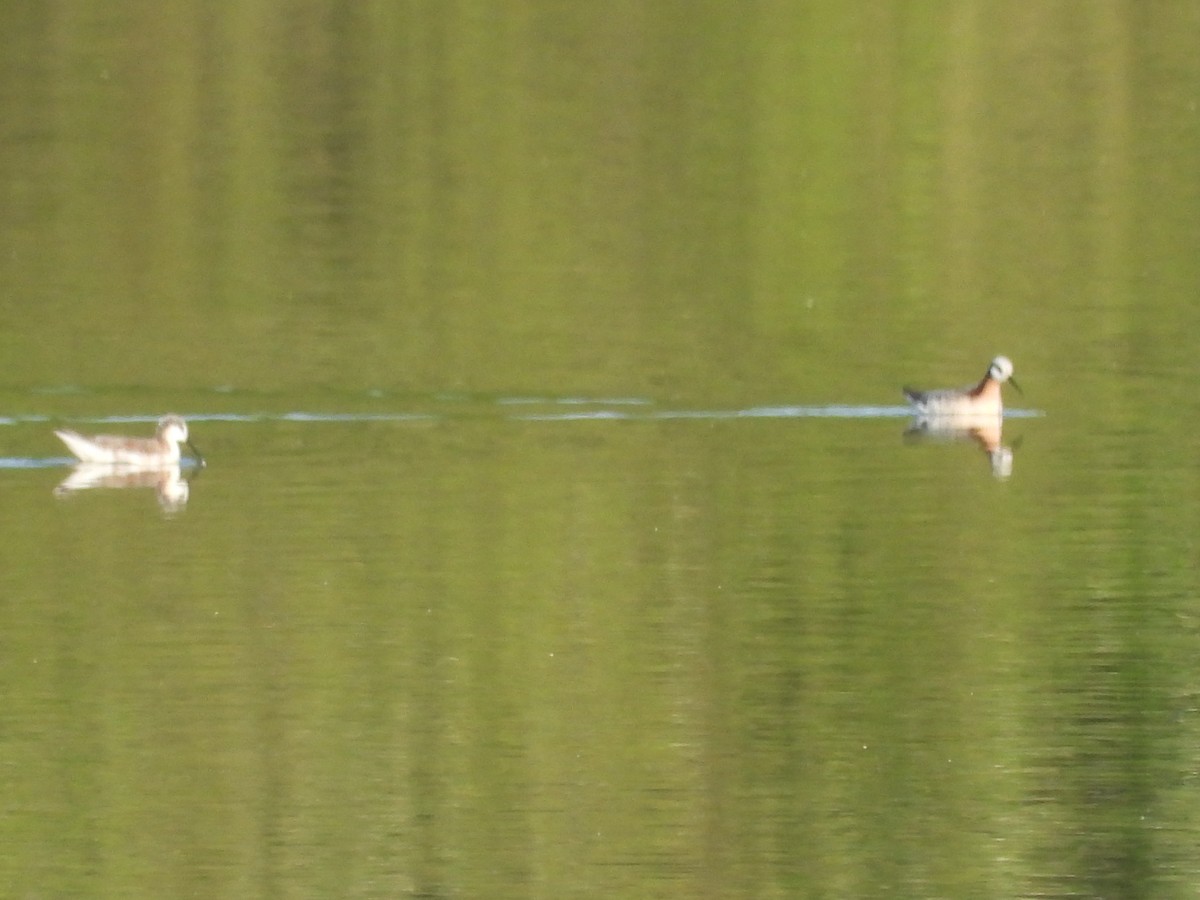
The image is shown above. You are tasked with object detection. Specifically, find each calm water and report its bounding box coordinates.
[2,4,1200,898]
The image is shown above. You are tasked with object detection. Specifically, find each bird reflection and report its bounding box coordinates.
[54,463,192,512]
[905,413,1016,479]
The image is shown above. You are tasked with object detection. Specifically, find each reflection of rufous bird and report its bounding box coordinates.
[904,356,1021,416]
[905,414,1014,479]
[55,415,204,466]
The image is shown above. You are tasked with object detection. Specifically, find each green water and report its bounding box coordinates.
[1,4,1199,898]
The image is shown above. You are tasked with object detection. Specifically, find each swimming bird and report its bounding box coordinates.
[903,356,1021,416]
[55,415,204,467]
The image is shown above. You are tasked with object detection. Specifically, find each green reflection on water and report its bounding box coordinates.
[0,2,1198,898]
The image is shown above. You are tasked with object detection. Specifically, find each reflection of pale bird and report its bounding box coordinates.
[55,415,204,467]
[903,356,1021,416]
[54,462,191,512]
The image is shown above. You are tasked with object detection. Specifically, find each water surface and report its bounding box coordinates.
[1,4,1199,898]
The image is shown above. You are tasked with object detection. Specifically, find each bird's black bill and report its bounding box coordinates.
[1007,377,1023,396]
[187,440,206,468]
